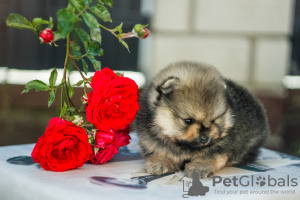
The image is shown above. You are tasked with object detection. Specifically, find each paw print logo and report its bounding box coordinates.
[256,176,266,186]
[180,172,209,198]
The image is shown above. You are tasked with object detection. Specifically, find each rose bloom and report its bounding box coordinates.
[39,29,54,43]
[90,125,131,164]
[86,67,139,131]
[31,117,92,172]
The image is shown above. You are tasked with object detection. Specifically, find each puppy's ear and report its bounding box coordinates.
[159,77,180,95]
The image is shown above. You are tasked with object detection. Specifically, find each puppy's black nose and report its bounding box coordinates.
[200,135,209,144]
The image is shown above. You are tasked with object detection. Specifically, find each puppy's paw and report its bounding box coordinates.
[145,158,177,175]
[184,162,214,179]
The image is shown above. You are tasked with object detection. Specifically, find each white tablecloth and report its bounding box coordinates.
[1,133,300,200]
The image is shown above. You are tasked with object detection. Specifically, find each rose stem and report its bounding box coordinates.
[99,24,120,40]
[60,87,63,112]
[64,82,75,108]
[70,58,87,81]
[62,34,75,108]
[121,32,136,39]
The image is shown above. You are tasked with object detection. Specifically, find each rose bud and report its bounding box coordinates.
[133,24,143,34]
[82,94,88,104]
[137,28,150,39]
[132,24,150,39]
[72,115,84,126]
[115,72,124,77]
[94,130,116,148]
[39,29,54,44]
[89,126,131,164]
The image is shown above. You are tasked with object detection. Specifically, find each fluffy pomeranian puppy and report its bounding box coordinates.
[135,61,269,178]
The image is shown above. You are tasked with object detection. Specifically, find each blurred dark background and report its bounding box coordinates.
[0,0,148,71]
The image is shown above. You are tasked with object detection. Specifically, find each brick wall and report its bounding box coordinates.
[143,0,295,92]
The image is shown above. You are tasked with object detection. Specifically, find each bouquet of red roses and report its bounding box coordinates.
[31,67,139,172]
[6,0,149,172]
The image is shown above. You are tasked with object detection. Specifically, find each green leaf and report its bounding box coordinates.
[94,147,100,155]
[67,107,76,113]
[87,41,101,56]
[93,61,101,71]
[49,68,58,88]
[68,0,85,11]
[90,5,112,23]
[82,59,89,75]
[68,77,74,98]
[90,28,101,44]
[83,41,89,52]
[75,28,90,43]
[83,12,99,29]
[22,80,50,94]
[67,3,76,12]
[48,90,55,107]
[6,13,35,30]
[72,16,82,24]
[100,0,113,7]
[48,17,54,29]
[75,28,90,51]
[70,48,82,58]
[32,18,49,28]
[96,0,104,5]
[79,105,85,113]
[57,82,65,88]
[112,23,123,33]
[73,80,84,86]
[39,37,44,44]
[60,102,68,117]
[70,42,81,52]
[53,32,64,42]
[98,48,104,56]
[70,42,82,58]
[87,55,101,71]
[121,40,130,53]
[56,8,77,38]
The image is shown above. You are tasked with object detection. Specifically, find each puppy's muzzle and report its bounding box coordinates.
[199,135,209,145]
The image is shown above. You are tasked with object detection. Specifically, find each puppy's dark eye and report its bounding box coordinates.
[184,118,195,125]
[211,120,215,124]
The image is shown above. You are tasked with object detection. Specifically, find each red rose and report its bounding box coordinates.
[90,125,131,164]
[31,117,93,172]
[39,29,54,43]
[86,67,139,131]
